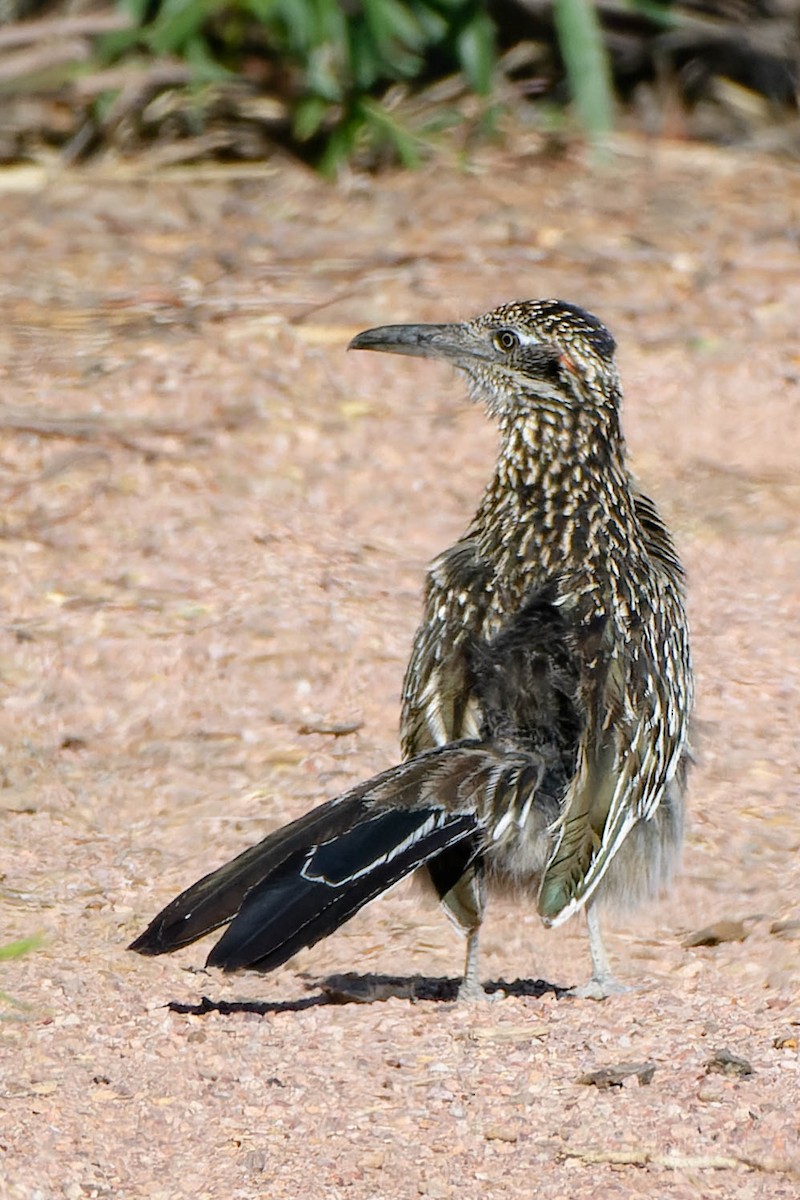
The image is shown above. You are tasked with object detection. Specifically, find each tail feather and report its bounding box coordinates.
[128,794,356,956]
[207,807,476,971]
[129,743,491,971]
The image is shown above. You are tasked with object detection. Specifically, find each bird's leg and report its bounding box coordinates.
[570,902,628,999]
[458,927,486,1001]
[438,867,490,1001]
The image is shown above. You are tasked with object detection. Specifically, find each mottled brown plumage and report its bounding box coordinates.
[379,300,693,995]
[131,300,692,998]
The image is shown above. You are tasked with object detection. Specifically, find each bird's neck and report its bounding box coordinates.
[476,403,637,584]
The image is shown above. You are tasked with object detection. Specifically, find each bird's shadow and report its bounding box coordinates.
[167,972,569,1017]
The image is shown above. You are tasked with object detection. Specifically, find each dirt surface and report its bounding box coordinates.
[1,137,799,1200]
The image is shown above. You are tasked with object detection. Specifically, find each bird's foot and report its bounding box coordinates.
[569,974,630,1001]
[457,978,496,1003]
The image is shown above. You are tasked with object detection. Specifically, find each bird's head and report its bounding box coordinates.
[349,299,620,423]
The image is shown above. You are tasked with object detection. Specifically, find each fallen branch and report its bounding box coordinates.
[70,61,195,103]
[0,39,91,86]
[559,1145,800,1177]
[0,13,132,52]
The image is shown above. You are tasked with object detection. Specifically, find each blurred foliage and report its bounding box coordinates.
[0,0,796,168]
[553,0,614,141]
[0,935,41,963]
[100,0,500,171]
[0,934,41,1017]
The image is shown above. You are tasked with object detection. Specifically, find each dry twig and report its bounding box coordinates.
[560,1145,800,1177]
[0,13,131,52]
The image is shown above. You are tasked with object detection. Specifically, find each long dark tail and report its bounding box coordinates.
[129,742,510,973]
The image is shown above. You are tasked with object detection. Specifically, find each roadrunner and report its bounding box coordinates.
[131,300,693,998]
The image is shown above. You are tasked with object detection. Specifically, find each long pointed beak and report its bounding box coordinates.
[349,322,488,367]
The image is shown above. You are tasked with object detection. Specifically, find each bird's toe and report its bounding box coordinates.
[569,974,630,1001]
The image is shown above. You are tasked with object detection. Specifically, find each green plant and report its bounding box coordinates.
[553,0,615,142]
[103,0,497,171]
[0,935,41,1016]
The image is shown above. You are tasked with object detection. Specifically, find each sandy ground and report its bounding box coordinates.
[0,135,799,1199]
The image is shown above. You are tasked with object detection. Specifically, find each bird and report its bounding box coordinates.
[130,299,693,999]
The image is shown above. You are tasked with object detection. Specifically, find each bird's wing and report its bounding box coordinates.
[401,538,493,755]
[632,489,685,579]
[538,586,691,925]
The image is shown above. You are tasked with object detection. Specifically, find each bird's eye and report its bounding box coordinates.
[493,329,519,353]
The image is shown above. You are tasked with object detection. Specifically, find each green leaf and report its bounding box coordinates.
[363,0,425,55]
[293,94,330,141]
[456,11,495,95]
[413,3,447,42]
[306,42,346,102]
[362,97,422,167]
[121,0,156,25]
[183,33,232,82]
[622,0,677,28]
[553,0,615,140]
[96,26,147,62]
[146,0,214,55]
[357,1,421,79]
[318,117,359,176]
[0,936,42,962]
[347,20,381,92]
[243,0,279,22]
[271,0,316,52]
